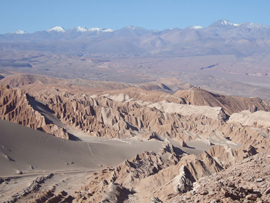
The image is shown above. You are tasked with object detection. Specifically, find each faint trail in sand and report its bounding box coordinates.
[87,143,104,166]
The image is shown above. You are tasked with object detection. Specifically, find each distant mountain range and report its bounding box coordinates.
[1,20,270,57]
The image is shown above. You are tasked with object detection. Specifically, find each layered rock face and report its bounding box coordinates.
[0,85,69,139]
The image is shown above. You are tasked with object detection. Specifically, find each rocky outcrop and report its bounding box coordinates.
[3,174,54,203]
[175,87,270,115]
[4,74,269,150]
[1,75,270,203]
[168,150,270,203]
[207,144,260,169]
[44,90,270,154]
[0,84,46,128]
[73,148,223,203]
[174,166,196,193]
[207,145,239,168]
[39,124,69,140]
[73,150,177,203]
[160,139,176,154]
[48,94,229,140]
[0,85,69,139]
[101,182,132,203]
[228,110,270,128]
[148,100,227,121]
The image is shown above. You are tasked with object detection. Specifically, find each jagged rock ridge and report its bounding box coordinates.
[175,87,270,115]
[168,150,270,202]
[0,84,69,139]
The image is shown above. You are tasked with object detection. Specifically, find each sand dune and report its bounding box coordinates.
[0,119,99,176]
[0,119,166,177]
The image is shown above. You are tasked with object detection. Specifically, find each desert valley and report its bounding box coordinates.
[0,19,270,202]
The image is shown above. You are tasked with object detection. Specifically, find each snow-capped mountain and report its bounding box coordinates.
[87,28,114,32]
[189,26,203,30]
[76,26,88,32]
[1,20,270,57]
[47,26,66,32]
[102,28,114,33]
[244,22,269,30]
[47,26,115,34]
[219,19,239,26]
[209,19,240,27]
[10,30,26,34]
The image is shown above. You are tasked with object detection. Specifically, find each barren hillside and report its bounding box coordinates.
[0,74,270,202]
[175,87,270,115]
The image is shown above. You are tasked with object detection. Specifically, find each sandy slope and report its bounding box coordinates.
[0,119,165,177]
[0,119,99,176]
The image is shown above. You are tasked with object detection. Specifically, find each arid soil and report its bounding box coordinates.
[0,73,270,202]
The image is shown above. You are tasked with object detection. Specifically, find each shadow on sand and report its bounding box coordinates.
[27,94,81,141]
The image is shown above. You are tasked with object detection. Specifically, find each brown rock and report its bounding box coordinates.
[256,178,264,182]
[246,194,257,201]
[0,85,70,140]
[150,196,163,203]
[174,87,270,116]
[200,189,208,195]
[174,166,196,193]
[264,187,270,195]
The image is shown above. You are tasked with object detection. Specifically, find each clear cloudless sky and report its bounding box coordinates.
[0,0,270,34]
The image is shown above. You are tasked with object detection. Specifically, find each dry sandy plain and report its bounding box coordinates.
[1,49,270,100]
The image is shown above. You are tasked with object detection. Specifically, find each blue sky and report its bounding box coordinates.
[0,0,270,33]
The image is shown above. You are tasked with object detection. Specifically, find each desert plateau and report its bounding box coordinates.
[0,19,270,203]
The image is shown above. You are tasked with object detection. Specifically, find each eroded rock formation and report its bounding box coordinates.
[175,87,270,115]
[168,150,270,203]
[0,85,69,139]
[1,74,270,203]
[73,146,223,203]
